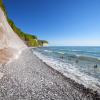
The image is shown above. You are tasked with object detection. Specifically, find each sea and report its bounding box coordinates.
[32,46,100,92]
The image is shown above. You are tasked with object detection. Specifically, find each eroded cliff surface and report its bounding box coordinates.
[0,8,27,64]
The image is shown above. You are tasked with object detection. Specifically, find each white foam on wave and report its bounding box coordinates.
[57,52,65,54]
[44,50,52,53]
[33,50,100,93]
[72,50,83,52]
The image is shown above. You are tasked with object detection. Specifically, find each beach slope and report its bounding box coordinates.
[0,48,99,100]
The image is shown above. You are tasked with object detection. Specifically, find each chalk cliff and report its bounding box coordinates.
[0,8,27,64]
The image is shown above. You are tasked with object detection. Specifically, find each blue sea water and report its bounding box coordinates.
[32,46,100,92]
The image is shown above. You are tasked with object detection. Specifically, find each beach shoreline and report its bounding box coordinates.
[32,48,100,99]
[0,48,99,100]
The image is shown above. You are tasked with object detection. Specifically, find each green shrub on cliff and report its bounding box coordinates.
[0,0,48,47]
[27,39,39,47]
[7,18,37,41]
[38,40,48,46]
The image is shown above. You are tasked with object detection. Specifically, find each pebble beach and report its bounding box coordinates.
[0,48,99,100]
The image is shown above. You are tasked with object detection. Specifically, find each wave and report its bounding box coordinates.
[32,49,100,93]
[76,55,100,62]
[44,49,100,62]
[66,53,100,62]
[44,50,52,53]
[71,50,83,52]
[57,52,65,54]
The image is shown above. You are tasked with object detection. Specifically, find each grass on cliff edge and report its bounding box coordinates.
[0,0,48,47]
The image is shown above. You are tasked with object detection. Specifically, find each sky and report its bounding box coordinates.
[3,0,100,46]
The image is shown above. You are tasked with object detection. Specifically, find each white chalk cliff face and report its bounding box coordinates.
[0,8,27,64]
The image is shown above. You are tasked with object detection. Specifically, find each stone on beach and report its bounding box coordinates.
[0,48,99,100]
